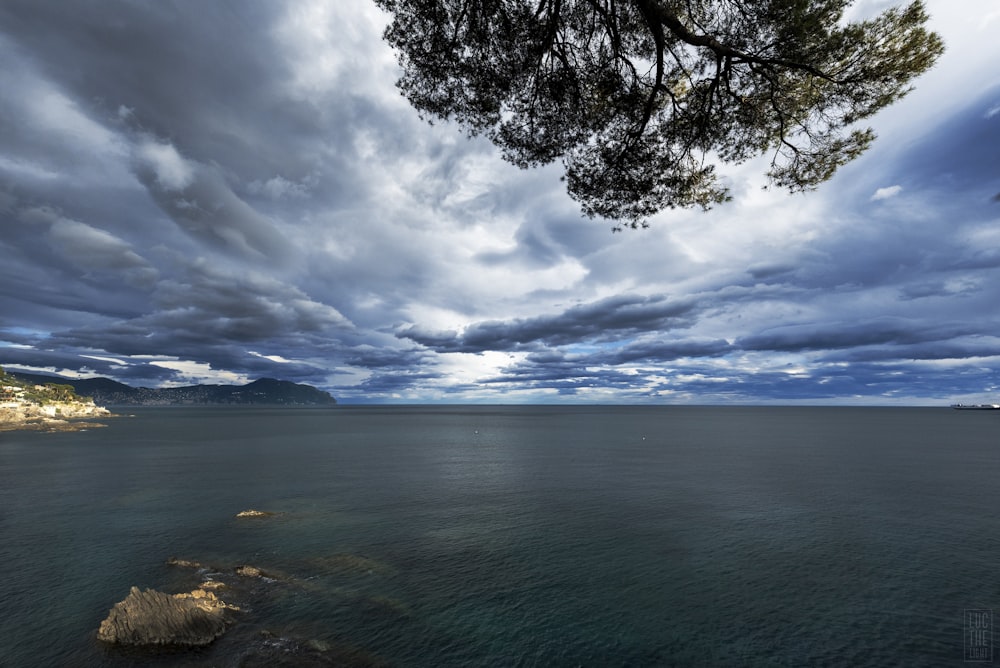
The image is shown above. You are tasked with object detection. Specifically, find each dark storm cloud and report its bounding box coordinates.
[0,0,398,392]
[151,265,351,337]
[475,201,613,269]
[0,1,288,165]
[483,351,601,383]
[45,260,350,359]
[825,338,1000,363]
[0,345,179,384]
[0,327,40,347]
[738,317,978,353]
[892,86,1000,195]
[2,0,1000,403]
[745,264,797,282]
[476,340,732,396]
[944,246,1000,272]
[348,370,447,397]
[0,205,155,319]
[481,355,999,404]
[399,294,697,353]
[897,281,972,301]
[343,346,434,371]
[0,346,101,373]
[132,150,296,264]
[489,336,733,379]
[47,219,154,277]
[482,361,645,392]
[600,338,733,364]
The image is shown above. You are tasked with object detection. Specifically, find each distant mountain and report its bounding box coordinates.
[7,372,337,407]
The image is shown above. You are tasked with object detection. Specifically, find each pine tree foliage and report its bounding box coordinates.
[376,0,944,227]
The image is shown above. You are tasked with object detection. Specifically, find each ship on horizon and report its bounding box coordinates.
[951,403,1000,410]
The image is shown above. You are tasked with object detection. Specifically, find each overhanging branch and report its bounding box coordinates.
[636,0,840,83]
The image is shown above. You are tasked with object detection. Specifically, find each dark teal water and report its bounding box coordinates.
[1,406,998,666]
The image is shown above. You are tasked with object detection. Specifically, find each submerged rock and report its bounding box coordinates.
[357,595,411,618]
[235,509,278,518]
[237,630,390,667]
[96,586,238,646]
[308,553,396,576]
[236,564,264,578]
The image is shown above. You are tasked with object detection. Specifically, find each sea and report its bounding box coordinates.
[1,406,998,667]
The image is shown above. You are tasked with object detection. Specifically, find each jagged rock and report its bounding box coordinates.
[96,586,238,646]
[166,557,203,569]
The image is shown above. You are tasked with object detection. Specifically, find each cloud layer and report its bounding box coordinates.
[2,0,1000,404]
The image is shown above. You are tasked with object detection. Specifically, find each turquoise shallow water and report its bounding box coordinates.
[1,405,998,666]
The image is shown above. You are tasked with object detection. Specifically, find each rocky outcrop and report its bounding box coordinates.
[0,400,112,432]
[98,549,399,663]
[96,586,238,646]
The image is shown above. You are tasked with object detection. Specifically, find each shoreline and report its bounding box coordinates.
[0,403,115,433]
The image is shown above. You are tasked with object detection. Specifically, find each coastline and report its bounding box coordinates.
[0,401,114,433]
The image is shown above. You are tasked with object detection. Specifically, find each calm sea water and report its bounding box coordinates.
[1,406,998,666]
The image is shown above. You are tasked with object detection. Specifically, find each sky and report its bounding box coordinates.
[1,0,999,405]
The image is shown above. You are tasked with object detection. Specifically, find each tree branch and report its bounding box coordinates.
[636,0,841,83]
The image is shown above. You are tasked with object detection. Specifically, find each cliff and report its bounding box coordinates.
[1,371,112,432]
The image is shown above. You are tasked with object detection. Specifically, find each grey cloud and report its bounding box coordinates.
[1,341,330,389]
[746,263,797,282]
[475,338,731,394]
[483,363,643,391]
[898,280,981,301]
[54,268,351,355]
[347,370,446,398]
[47,218,158,287]
[944,247,1000,272]
[0,346,177,385]
[824,338,1000,363]
[491,355,953,402]
[133,151,295,264]
[475,198,610,269]
[343,346,434,370]
[400,294,697,353]
[3,1,1000,404]
[0,0,400,218]
[27,249,356,388]
[0,2,287,162]
[247,175,312,200]
[600,338,733,364]
[738,318,977,353]
[893,85,1000,194]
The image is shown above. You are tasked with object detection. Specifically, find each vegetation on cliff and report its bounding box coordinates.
[4,369,337,407]
[1,365,112,431]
